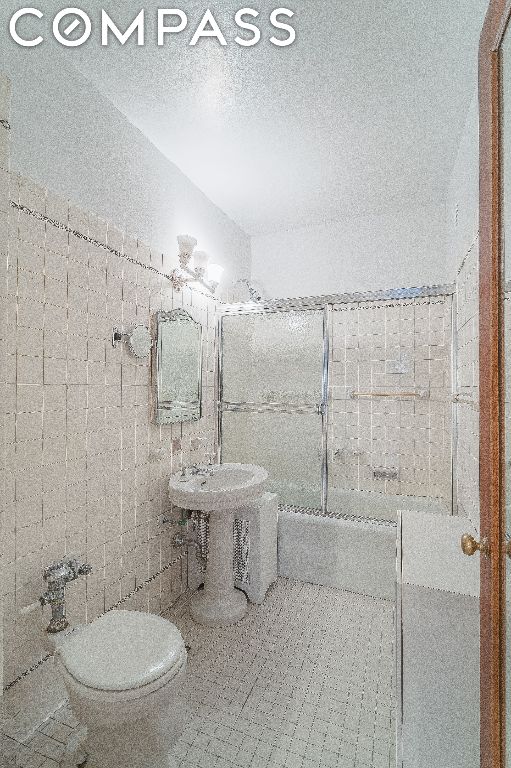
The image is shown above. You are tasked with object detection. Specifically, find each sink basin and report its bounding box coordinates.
[168,463,268,512]
[168,462,269,627]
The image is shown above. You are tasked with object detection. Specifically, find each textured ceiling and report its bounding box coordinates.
[3,0,489,235]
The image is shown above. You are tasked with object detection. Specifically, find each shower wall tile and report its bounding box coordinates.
[1,165,219,713]
[455,239,479,523]
[329,295,453,508]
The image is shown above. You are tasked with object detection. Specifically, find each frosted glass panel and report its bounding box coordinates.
[221,410,323,508]
[222,311,324,404]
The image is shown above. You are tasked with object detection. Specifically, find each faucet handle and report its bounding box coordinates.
[43,558,92,584]
[43,560,70,582]
[67,558,92,579]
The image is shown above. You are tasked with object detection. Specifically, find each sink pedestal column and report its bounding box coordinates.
[191,508,247,626]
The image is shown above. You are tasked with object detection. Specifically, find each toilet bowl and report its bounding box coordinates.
[55,610,187,768]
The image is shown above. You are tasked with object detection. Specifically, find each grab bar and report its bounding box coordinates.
[349,389,428,400]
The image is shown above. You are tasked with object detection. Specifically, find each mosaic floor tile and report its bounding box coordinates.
[0,579,395,768]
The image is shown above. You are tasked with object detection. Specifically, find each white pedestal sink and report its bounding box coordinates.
[168,464,268,626]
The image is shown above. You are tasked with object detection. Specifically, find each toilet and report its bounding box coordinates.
[54,610,187,768]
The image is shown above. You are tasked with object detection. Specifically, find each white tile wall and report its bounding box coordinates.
[0,105,219,724]
[329,296,453,507]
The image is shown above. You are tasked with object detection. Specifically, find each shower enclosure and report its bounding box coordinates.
[220,308,329,510]
[219,286,455,523]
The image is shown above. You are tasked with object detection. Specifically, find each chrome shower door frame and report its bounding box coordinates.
[216,303,331,514]
[216,283,456,518]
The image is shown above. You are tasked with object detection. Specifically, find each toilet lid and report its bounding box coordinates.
[59,610,186,691]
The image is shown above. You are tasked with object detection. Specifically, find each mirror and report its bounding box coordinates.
[153,309,203,424]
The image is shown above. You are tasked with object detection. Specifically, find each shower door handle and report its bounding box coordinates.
[316,402,327,416]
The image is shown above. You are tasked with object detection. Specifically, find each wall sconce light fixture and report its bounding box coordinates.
[170,235,223,293]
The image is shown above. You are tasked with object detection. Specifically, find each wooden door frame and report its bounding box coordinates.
[480,2,511,766]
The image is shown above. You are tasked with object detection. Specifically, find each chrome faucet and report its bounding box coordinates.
[40,557,92,633]
[190,463,214,476]
[180,463,214,479]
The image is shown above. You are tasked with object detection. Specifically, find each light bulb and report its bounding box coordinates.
[193,250,209,277]
[177,234,197,268]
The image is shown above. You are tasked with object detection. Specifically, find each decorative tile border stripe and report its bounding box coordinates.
[10,200,218,301]
[221,283,455,314]
[331,294,451,312]
[2,653,53,693]
[456,231,480,276]
[278,503,397,529]
[108,552,185,611]
[2,553,186,693]
[11,200,169,278]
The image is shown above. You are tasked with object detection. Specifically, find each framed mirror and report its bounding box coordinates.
[153,309,203,424]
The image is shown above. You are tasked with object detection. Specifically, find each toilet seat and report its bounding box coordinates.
[55,610,188,768]
[57,610,186,694]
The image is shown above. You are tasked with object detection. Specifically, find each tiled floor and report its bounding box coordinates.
[1,579,396,768]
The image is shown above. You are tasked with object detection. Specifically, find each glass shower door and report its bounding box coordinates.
[220,310,327,509]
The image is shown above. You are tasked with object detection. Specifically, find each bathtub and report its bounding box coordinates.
[277,492,449,601]
[326,488,450,522]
